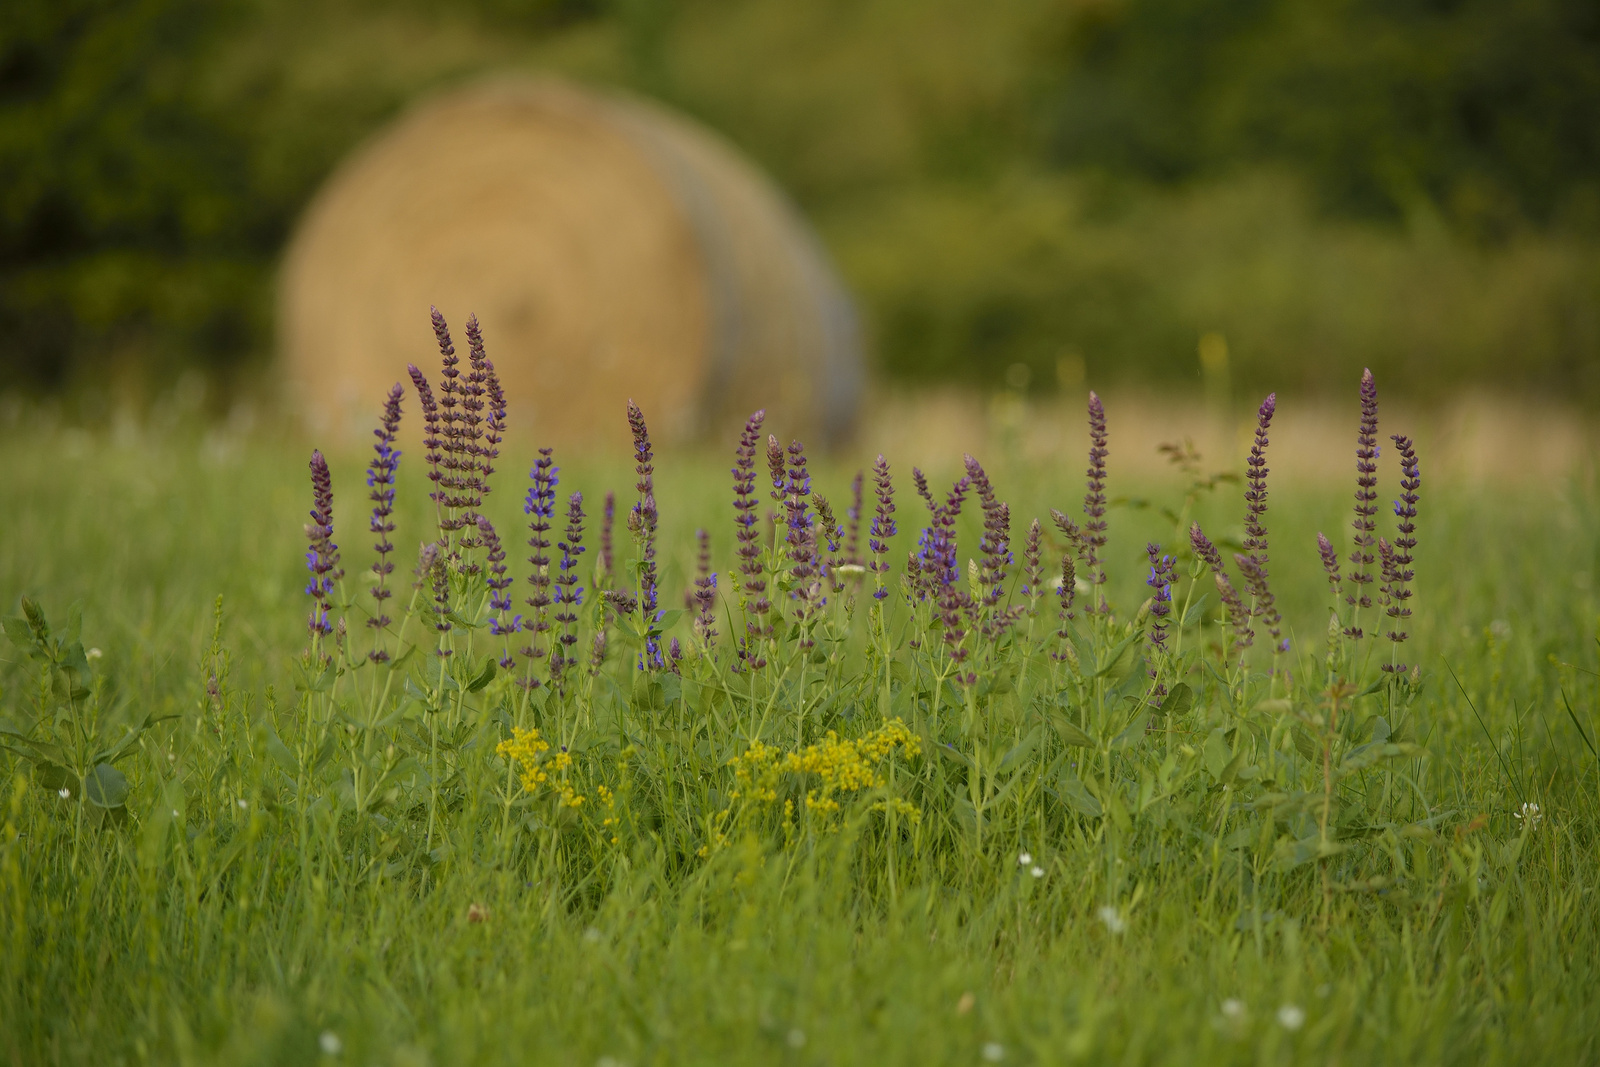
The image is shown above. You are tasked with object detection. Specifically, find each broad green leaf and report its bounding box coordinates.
[651,609,686,634]
[2,616,34,652]
[1102,787,1132,832]
[1293,727,1321,763]
[1337,741,1425,779]
[1275,833,1346,870]
[1110,706,1151,750]
[32,760,74,792]
[1158,682,1193,720]
[1049,713,1096,749]
[1356,675,1389,698]
[465,656,497,692]
[1057,773,1102,818]
[658,672,683,707]
[1094,632,1140,681]
[1215,750,1247,788]
[266,729,298,776]
[294,659,336,694]
[84,763,129,808]
[1203,727,1235,780]
[996,727,1042,773]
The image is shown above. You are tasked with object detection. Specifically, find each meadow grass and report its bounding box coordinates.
[1,379,1598,1067]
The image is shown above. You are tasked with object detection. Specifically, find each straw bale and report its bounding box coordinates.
[279,77,862,446]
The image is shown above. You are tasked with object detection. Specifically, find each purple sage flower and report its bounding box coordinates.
[1144,542,1177,695]
[365,384,403,659]
[1346,368,1380,635]
[732,410,770,669]
[814,495,845,598]
[1021,518,1044,610]
[783,439,822,633]
[963,454,1012,611]
[1082,391,1110,605]
[868,456,896,602]
[691,528,718,647]
[479,515,516,667]
[1240,393,1283,649]
[627,400,663,670]
[1381,433,1420,671]
[407,363,443,521]
[1190,522,1251,655]
[601,491,615,581]
[425,537,451,650]
[1052,551,1076,663]
[846,471,864,565]
[518,447,559,686]
[304,449,342,640]
[1317,531,1341,596]
[551,491,587,686]
[766,434,787,505]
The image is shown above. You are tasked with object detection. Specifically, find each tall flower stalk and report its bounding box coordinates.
[519,448,558,687]
[305,449,342,646]
[1082,392,1110,611]
[691,528,718,650]
[480,515,516,668]
[867,456,896,603]
[733,411,771,670]
[1240,394,1284,653]
[1190,523,1250,661]
[783,440,820,633]
[551,492,587,688]
[1346,368,1380,638]
[365,384,403,661]
[1145,543,1177,697]
[1382,434,1421,673]
[627,400,662,671]
[845,471,864,565]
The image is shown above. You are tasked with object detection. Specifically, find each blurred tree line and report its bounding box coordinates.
[3,0,1598,404]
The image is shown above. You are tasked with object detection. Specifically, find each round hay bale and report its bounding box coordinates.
[279,77,863,445]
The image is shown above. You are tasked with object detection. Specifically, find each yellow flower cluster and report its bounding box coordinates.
[597,784,620,844]
[496,727,550,792]
[496,727,585,807]
[729,719,921,820]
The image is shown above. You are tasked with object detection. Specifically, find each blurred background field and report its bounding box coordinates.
[4,0,1600,421]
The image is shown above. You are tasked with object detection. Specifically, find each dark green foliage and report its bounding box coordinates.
[1045,0,1600,233]
[4,0,1600,401]
[0,0,268,389]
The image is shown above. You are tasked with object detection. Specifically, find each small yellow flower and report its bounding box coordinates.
[496,727,551,794]
[716,718,922,836]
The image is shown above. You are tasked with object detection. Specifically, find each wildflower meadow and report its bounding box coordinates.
[2,310,1598,1065]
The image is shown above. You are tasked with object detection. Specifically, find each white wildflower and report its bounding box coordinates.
[1220,999,1246,1019]
[1017,852,1032,866]
[981,1042,1005,1062]
[318,1030,342,1055]
[1277,1004,1305,1031]
[237,798,248,809]
[1514,802,1542,829]
[1097,906,1126,934]
[786,1029,806,1049]
[1030,866,1045,878]
[58,788,70,799]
